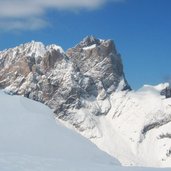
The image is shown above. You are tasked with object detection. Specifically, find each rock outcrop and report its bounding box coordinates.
[160,86,171,98]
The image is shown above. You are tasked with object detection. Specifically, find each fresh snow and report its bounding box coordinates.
[46,44,64,54]
[0,91,171,170]
[26,41,46,58]
[0,90,120,171]
[0,41,64,61]
[60,83,171,168]
[91,83,171,167]
[83,44,96,50]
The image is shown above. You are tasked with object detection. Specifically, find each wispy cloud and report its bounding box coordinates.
[0,18,48,31]
[0,0,124,31]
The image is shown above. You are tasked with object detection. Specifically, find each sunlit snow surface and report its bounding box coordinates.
[0,90,118,171]
[59,83,171,168]
[0,90,170,171]
[91,83,171,167]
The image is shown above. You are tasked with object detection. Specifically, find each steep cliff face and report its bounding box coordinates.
[0,36,129,136]
[67,36,130,93]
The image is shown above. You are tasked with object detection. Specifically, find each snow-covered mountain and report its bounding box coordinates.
[0,36,171,168]
[1,89,170,171]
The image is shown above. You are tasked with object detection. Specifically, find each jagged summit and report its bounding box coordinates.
[0,37,131,147]
[78,35,101,48]
[67,36,129,93]
[0,41,64,59]
[0,36,130,137]
[72,36,117,53]
[0,36,129,113]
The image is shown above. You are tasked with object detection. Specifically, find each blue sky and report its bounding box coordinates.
[0,0,171,89]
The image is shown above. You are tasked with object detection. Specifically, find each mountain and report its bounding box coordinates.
[0,36,130,137]
[0,36,171,168]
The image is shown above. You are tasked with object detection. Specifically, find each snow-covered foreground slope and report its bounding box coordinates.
[0,90,121,171]
[63,83,171,168]
[0,91,171,171]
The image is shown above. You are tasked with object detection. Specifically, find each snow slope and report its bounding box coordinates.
[0,90,171,171]
[0,90,120,171]
[65,83,171,167]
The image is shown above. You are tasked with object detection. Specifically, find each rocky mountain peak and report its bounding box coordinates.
[0,36,130,136]
[67,36,130,92]
[78,35,101,48]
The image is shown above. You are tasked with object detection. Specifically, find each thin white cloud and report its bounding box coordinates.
[0,0,124,31]
[0,18,48,31]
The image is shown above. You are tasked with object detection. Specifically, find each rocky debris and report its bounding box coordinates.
[140,115,171,143]
[158,133,171,139]
[0,36,130,135]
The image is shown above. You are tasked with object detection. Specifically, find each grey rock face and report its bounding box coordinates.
[67,36,130,93]
[160,86,171,98]
[0,36,130,134]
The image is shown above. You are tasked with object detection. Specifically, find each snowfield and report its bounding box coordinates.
[0,90,119,171]
[58,83,171,168]
[0,90,171,171]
